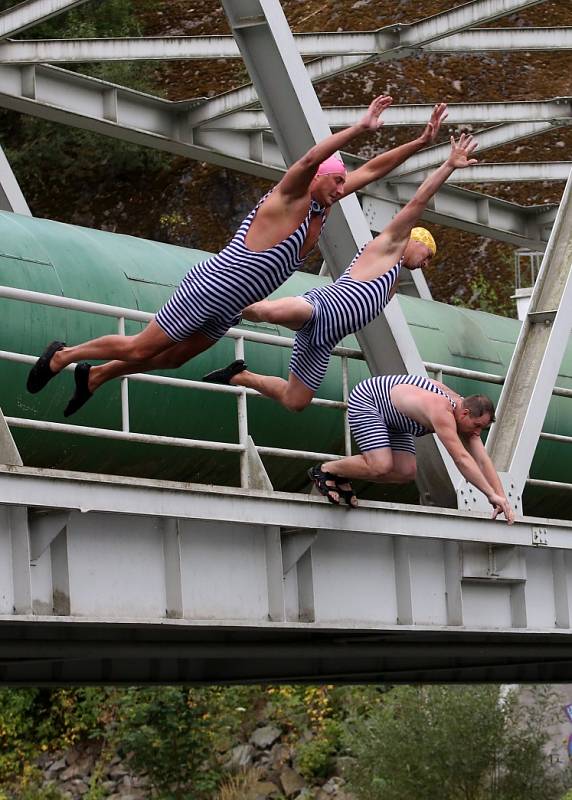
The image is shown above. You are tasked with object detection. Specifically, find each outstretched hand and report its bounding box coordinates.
[447,132,479,169]
[489,493,515,525]
[419,102,449,145]
[359,94,393,132]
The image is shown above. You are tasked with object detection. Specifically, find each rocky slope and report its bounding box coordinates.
[30,723,355,800]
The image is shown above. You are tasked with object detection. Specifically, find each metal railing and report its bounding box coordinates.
[1,284,571,491]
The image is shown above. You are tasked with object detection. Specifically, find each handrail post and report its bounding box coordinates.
[117,317,129,433]
[235,336,249,487]
[341,356,351,457]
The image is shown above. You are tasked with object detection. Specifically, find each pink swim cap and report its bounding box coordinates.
[316,155,347,177]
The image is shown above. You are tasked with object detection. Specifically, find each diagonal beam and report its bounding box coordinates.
[390,122,558,177]
[364,181,556,250]
[0,144,31,214]
[397,162,572,185]
[3,26,571,64]
[0,0,91,38]
[486,167,572,495]
[399,0,547,47]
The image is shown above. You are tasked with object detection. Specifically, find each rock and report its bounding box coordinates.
[72,780,88,795]
[60,760,90,782]
[46,757,67,776]
[225,743,255,771]
[249,780,281,799]
[250,725,282,749]
[65,749,80,765]
[280,767,306,797]
[269,742,291,770]
[108,764,128,779]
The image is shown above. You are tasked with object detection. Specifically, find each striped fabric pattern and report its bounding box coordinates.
[156,193,326,342]
[348,374,457,454]
[289,250,401,391]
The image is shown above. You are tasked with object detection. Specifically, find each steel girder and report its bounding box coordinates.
[0,0,91,38]
[198,99,572,130]
[486,169,572,497]
[2,27,572,64]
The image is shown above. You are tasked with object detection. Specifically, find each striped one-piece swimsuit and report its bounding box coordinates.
[156,194,326,342]
[289,248,401,391]
[348,374,457,455]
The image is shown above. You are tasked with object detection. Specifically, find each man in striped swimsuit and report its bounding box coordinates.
[309,373,515,524]
[27,98,448,416]
[204,133,476,412]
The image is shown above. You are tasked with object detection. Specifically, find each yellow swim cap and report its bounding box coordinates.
[410,227,437,256]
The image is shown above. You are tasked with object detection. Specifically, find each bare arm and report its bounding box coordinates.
[465,434,514,522]
[381,133,479,260]
[277,95,393,201]
[432,412,496,498]
[343,103,448,195]
[432,410,514,524]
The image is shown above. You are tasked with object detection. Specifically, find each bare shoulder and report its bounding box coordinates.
[391,383,451,426]
[350,233,403,281]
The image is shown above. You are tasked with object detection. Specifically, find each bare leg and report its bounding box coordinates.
[88,333,214,393]
[242,297,312,330]
[230,369,314,412]
[50,320,174,373]
[322,449,417,485]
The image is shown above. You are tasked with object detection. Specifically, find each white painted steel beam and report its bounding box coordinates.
[200,100,572,131]
[0,465,570,548]
[398,162,572,185]
[3,28,572,64]
[399,0,546,47]
[425,27,572,52]
[220,0,461,506]
[0,144,31,215]
[487,168,572,495]
[363,184,556,251]
[390,122,557,177]
[0,0,91,38]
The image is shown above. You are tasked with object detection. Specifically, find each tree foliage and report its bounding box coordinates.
[0,0,167,213]
[342,685,571,800]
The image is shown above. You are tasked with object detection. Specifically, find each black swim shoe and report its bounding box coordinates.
[63,363,93,417]
[26,340,66,394]
[202,359,247,385]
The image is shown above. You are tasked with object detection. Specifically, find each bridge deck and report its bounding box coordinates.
[1,465,572,683]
